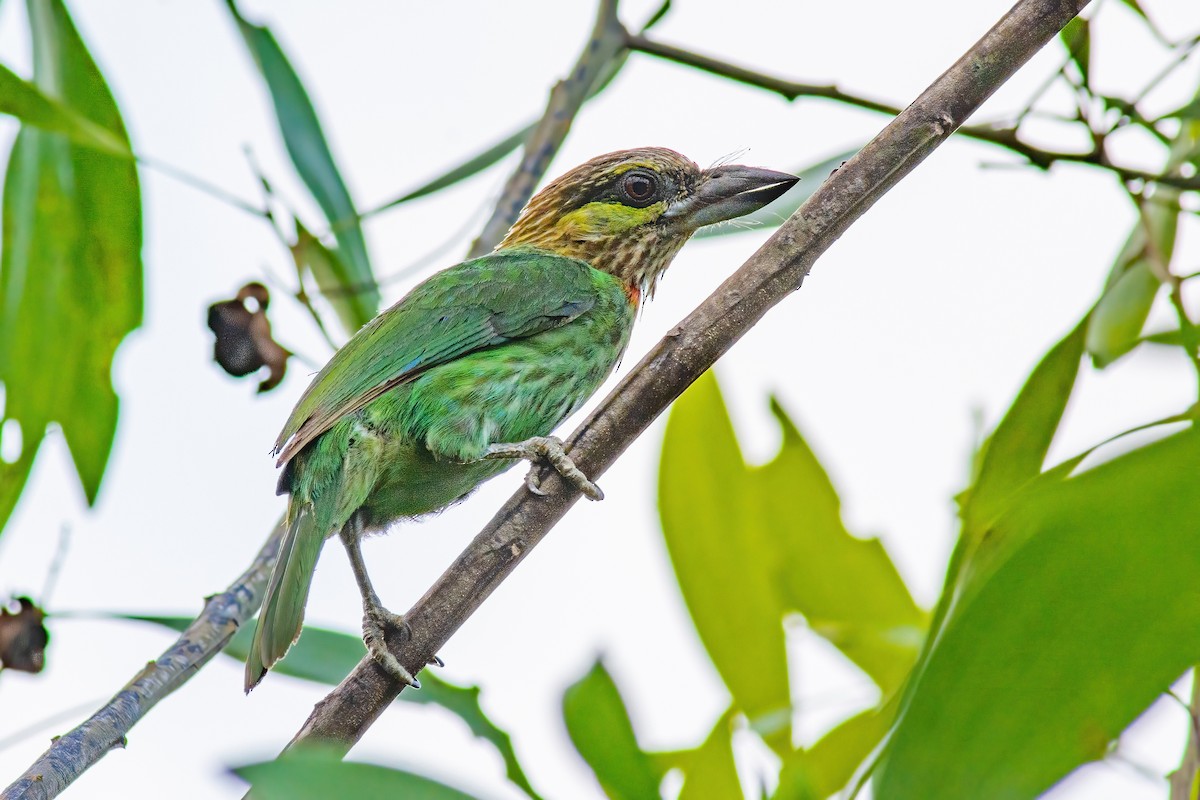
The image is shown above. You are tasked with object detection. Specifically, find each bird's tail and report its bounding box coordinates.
[245,505,323,692]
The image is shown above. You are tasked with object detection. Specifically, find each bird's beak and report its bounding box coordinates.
[664,165,799,230]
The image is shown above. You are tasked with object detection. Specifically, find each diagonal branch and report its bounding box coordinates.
[1,521,287,800]
[285,0,1092,751]
[625,30,1200,193]
[1,2,635,796]
[467,0,627,257]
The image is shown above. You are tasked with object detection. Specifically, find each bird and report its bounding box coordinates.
[244,147,798,691]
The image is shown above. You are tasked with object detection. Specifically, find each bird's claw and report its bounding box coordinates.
[362,607,420,688]
[524,466,548,496]
[487,436,604,501]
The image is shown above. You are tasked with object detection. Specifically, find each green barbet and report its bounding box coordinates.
[245,148,797,691]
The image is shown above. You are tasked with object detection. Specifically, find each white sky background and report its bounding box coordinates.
[0,0,1198,797]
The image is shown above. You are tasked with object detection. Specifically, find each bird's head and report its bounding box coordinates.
[499,147,798,300]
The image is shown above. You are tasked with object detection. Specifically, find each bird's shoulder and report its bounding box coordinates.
[273,248,623,466]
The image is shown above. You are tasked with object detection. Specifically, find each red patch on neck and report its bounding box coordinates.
[624,283,641,306]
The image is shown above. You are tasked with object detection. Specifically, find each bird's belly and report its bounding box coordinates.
[357,320,629,523]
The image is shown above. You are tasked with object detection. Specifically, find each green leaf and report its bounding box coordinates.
[696,149,860,239]
[640,0,672,31]
[0,61,129,155]
[1141,328,1186,347]
[678,711,743,800]
[659,372,923,736]
[874,425,1200,799]
[758,397,926,695]
[562,659,662,800]
[1088,77,1197,367]
[1086,260,1160,367]
[1059,16,1090,84]
[0,0,142,534]
[236,746,482,800]
[133,616,542,800]
[774,705,894,800]
[290,217,373,337]
[959,320,1085,539]
[226,0,379,327]
[659,372,791,745]
[1086,194,1177,368]
[364,125,534,217]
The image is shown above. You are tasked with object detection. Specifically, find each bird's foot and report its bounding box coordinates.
[485,436,603,501]
[362,606,420,689]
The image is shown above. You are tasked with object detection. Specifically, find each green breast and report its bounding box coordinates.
[356,268,635,523]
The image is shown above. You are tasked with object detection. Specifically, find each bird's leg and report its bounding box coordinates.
[338,524,421,688]
[482,435,604,501]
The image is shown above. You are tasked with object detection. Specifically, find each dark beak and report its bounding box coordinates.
[665,165,799,230]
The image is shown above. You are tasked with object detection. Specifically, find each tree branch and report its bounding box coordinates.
[1169,671,1200,800]
[1,521,286,800]
[625,29,1200,193]
[0,3,631,796]
[285,0,1092,751]
[466,0,627,257]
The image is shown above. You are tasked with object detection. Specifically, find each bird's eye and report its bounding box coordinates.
[620,172,659,207]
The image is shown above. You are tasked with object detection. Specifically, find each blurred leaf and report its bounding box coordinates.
[641,0,672,31]
[1059,16,1090,83]
[236,746,482,800]
[874,425,1200,799]
[207,282,290,393]
[290,217,373,337]
[0,61,129,155]
[1117,0,1149,23]
[1142,328,1186,347]
[696,149,860,239]
[1086,194,1177,367]
[1157,95,1200,122]
[136,616,542,799]
[226,0,379,328]
[758,397,926,694]
[678,711,742,800]
[659,371,790,747]
[365,125,534,217]
[660,373,923,739]
[0,0,142,535]
[562,659,662,800]
[1086,260,1160,367]
[774,706,893,800]
[960,320,1085,538]
[1088,78,1199,366]
[0,597,48,673]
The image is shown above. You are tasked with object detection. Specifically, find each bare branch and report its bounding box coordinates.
[286,0,1093,751]
[1170,672,1200,800]
[626,29,1200,193]
[0,522,286,800]
[466,0,627,257]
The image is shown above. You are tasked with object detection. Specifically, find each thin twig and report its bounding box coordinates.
[625,31,1200,192]
[1170,671,1200,800]
[283,0,1093,752]
[138,155,269,218]
[466,0,627,257]
[0,521,286,800]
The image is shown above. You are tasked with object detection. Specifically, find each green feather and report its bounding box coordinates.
[246,247,635,691]
[246,507,323,690]
[273,248,608,463]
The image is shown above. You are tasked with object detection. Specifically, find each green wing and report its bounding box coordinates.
[274,248,603,465]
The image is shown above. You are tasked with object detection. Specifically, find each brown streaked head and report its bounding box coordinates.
[499,147,797,300]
